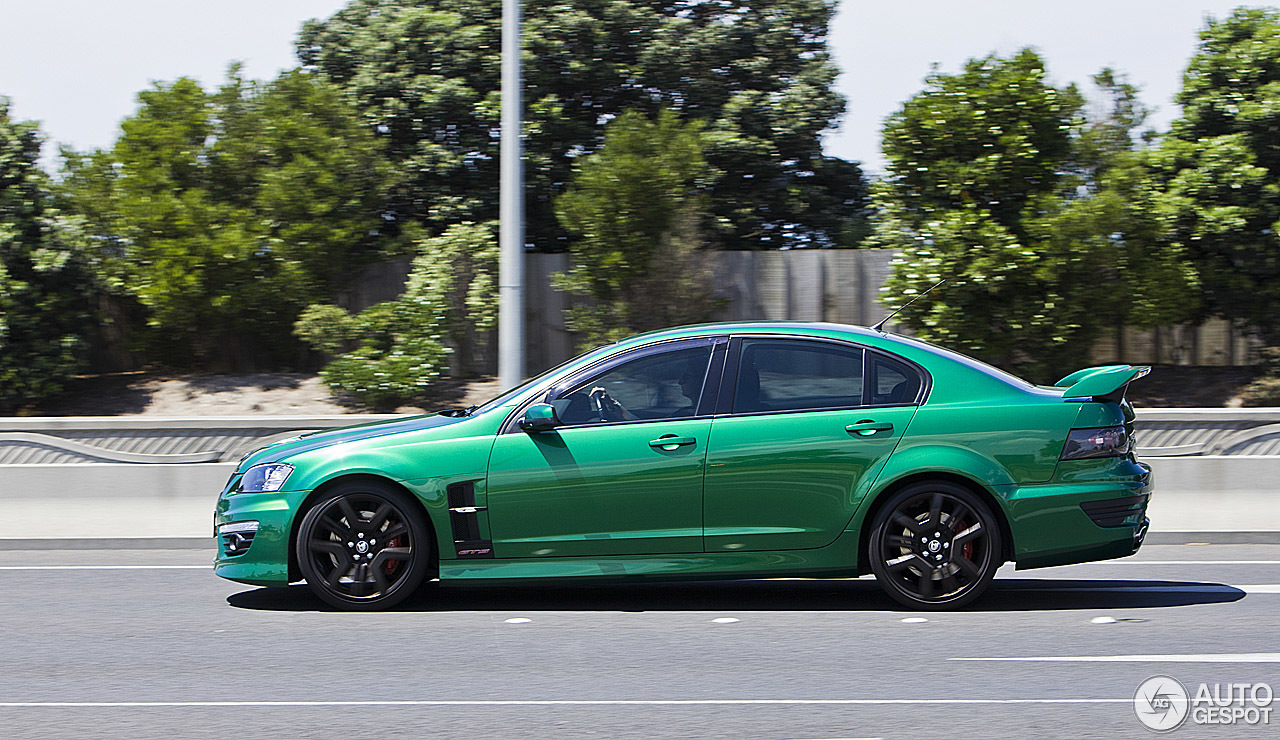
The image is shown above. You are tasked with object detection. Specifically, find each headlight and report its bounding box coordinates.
[239,463,294,492]
[1060,426,1130,460]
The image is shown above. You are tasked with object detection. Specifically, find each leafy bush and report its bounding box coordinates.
[294,222,498,408]
[1238,348,1280,407]
[297,300,449,410]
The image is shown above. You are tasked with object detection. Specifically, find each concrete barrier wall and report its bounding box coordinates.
[0,463,235,539]
[0,455,1274,542]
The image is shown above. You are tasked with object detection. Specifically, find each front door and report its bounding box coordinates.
[487,340,718,558]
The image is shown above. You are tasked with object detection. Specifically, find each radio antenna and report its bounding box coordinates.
[872,279,945,332]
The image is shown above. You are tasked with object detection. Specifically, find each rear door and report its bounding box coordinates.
[702,338,923,552]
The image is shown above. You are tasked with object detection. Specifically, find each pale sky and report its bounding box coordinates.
[0,0,1260,173]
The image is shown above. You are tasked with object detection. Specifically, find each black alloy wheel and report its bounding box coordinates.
[868,481,1002,610]
[295,481,432,610]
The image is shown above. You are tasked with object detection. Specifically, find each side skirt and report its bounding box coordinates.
[438,529,863,584]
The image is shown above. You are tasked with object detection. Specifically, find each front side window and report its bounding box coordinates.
[552,345,713,426]
[733,340,863,414]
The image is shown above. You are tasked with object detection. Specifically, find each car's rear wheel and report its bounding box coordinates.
[868,481,1002,610]
[295,481,431,610]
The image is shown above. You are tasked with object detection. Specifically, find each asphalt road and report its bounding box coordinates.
[2,543,1279,739]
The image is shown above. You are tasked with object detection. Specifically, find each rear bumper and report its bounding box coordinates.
[1006,459,1153,570]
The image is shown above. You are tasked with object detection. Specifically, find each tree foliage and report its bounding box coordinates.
[297,0,868,250]
[0,100,96,412]
[1151,7,1280,344]
[555,109,720,346]
[875,51,1196,381]
[58,68,392,369]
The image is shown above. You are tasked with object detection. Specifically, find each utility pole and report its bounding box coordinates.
[497,0,524,390]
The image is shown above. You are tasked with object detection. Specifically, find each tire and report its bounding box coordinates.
[867,481,1003,610]
[295,480,432,610]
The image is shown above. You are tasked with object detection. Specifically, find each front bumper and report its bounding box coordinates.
[214,485,306,587]
[1006,458,1153,570]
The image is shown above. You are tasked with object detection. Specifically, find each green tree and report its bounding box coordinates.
[297,0,867,250]
[555,109,718,346]
[59,69,392,369]
[875,52,1196,380]
[0,99,96,411]
[1151,8,1280,345]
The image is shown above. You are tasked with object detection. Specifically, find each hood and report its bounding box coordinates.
[236,413,471,472]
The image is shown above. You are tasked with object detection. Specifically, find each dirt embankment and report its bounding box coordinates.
[27,373,504,416]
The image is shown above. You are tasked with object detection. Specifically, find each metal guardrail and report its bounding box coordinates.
[0,409,1277,465]
[0,416,403,465]
[1133,409,1280,456]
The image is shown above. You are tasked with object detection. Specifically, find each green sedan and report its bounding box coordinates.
[214,322,1153,610]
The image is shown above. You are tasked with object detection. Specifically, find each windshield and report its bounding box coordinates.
[468,344,613,416]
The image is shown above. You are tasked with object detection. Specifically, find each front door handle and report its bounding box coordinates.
[846,420,893,436]
[649,435,696,450]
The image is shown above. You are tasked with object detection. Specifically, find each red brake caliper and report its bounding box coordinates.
[385,533,401,576]
[960,518,974,561]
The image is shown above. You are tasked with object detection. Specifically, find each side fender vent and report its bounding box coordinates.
[446,480,493,559]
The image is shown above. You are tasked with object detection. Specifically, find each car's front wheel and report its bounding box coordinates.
[295,481,432,610]
[868,481,1002,610]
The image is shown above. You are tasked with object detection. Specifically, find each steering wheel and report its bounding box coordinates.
[589,386,626,422]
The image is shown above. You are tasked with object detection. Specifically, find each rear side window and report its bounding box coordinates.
[733,340,863,414]
[870,354,922,405]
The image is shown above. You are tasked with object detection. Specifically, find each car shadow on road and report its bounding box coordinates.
[226,577,1246,613]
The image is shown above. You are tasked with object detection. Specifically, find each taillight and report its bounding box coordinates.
[1060,426,1130,460]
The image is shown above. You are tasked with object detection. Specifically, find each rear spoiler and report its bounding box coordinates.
[1055,365,1151,403]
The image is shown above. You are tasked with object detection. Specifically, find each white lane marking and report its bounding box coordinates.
[1070,560,1280,566]
[712,617,740,624]
[1011,583,1280,594]
[1240,584,1280,593]
[1090,616,1117,624]
[952,653,1280,663]
[0,560,1273,573]
[0,565,207,570]
[901,618,928,623]
[0,698,1130,708]
[504,618,532,624]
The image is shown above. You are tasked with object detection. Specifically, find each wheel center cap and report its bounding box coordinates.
[355,540,370,554]
[927,540,941,553]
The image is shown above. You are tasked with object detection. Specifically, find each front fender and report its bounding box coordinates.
[267,431,500,561]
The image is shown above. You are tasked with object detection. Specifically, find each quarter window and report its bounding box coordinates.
[870,354,922,405]
[733,340,863,414]
[552,345,713,426]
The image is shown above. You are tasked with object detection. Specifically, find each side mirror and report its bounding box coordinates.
[519,403,560,432]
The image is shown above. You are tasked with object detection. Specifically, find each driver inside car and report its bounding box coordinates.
[588,362,704,422]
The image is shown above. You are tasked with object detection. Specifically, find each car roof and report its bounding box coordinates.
[612,321,1040,396]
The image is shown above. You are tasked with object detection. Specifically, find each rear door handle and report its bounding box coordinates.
[649,435,696,450]
[845,420,893,436]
